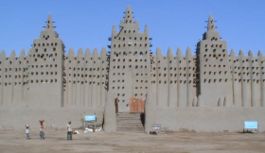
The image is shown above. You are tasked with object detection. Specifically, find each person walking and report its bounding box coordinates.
[39,120,45,140]
[25,124,30,140]
[67,121,72,140]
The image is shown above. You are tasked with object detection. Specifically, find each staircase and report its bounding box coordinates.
[117,112,145,132]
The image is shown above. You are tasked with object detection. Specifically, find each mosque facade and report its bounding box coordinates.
[0,7,264,132]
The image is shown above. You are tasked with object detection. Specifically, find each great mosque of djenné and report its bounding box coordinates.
[0,7,264,132]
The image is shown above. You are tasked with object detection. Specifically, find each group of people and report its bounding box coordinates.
[25,121,73,140]
[25,120,45,140]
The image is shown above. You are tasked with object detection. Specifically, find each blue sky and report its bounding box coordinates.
[0,0,264,56]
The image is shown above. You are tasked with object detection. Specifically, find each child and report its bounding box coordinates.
[25,124,30,140]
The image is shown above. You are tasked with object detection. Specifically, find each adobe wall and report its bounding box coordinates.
[0,107,104,130]
[145,48,265,133]
[145,107,265,132]
[63,48,108,109]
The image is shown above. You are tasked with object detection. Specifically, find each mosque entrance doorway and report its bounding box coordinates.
[129,97,145,113]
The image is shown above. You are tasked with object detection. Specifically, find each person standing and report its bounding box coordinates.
[67,121,72,140]
[114,97,119,114]
[25,124,30,140]
[39,120,45,139]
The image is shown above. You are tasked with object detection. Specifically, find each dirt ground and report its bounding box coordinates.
[0,129,265,153]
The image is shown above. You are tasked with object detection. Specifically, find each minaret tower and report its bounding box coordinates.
[196,16,233,107]
[27,16,65,108]
[108,7,151,112]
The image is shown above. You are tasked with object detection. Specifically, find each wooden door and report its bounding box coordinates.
[129,97,145,113]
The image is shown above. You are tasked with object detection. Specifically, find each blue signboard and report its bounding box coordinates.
[244,121,258,129]
[84,115,96,122]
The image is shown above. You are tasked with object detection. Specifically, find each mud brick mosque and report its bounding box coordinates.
[0,7,264,132]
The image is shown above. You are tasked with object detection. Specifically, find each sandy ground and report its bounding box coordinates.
[0,129,265,153]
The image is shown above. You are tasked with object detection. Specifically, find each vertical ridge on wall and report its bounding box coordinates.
[244,51,251,107]
[178,50,186,108]
[186,48,194,107]
[0,51,5,106]
[259,51,265,107]
[155,48,160,107]
[250,51,260,107]
[84,48,91,107]
[185,48,190,107]
[167,48,174,107]
[19,49,27,105]
[229,50,236,106]
[156,48,168,108]
[3,52,12,106]
[151,49,158,107]
[176,48,182,107]
[68,49,75,106]
[1,51,6,106]
[92,48,98,109]
[10,51,16,105]
[95,48,101,108]
[238,50,245,107]
[76,48,83,107]
[100,48,108,108]
[248,51,254,107]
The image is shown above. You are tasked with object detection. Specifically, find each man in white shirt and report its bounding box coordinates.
[25,124,30,140]
[67,121,72,140]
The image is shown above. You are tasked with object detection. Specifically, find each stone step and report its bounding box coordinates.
[117,120,142,123]
[117,122,143,125]
[116,112,144,132]
[117,117,141,120]
[117,126,144,129]
[117,124,144,127]
[117,116,141,119]
[117,120,142,125]
[117,118,142,121]
[117,125,143,128]
[117,112,142,115]
[118,128,144,132]
[117,114,142,118]
[118,123,142,126]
